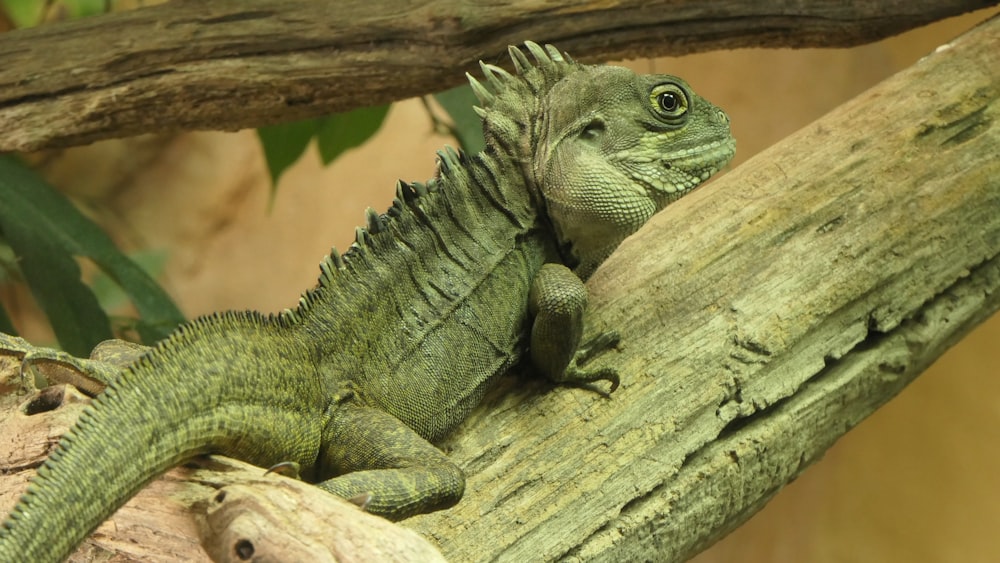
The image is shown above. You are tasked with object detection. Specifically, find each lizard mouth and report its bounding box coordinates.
[609,137,734,197]
[662,137,733,174]
[643,137,735,197]
[660,138,735,172]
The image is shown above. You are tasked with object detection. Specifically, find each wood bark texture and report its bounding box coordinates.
[0,0,995,152]
[1,10,998,563]
[196,459,447,563]
[410,13,999,561]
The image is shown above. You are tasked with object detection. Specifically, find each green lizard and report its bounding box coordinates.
[0,42,734,561]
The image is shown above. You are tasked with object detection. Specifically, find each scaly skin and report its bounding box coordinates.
[0,42,734,561]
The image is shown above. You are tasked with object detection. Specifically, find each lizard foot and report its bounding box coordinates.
[0,333,140,396]
[562,364,620,396]
[574,330,621,365]
[562,330,622,395]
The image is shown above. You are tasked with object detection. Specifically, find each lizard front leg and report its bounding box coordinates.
[316,402,465,520]
[529,263,619,391]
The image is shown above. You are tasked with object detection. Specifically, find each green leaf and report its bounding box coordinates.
[1,0,46,27]
[63,0,108,18]
[0,301,15,336]
[1,0,109,28]
[434,85,486,155]
[0,208,111,356]
[0,234,23,334]
[315,105,391,165]
[257,119,318,189]
[257,107,391,201]
[0,155,185,353]
[0,235,20,284]
[90,249,168,312]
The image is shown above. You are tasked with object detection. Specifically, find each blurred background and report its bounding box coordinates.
[2,3,998,561]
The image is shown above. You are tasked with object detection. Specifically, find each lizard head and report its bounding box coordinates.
[536,67,735,277]
[470,42,735,278]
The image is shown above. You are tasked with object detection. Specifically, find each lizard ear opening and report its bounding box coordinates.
[579,119,605,141]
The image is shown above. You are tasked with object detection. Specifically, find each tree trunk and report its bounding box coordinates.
[1,8,997,563]
[0,0,994,151]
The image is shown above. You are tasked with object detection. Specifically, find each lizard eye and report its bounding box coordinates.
[649,83,689,119]
[658,92,681,112]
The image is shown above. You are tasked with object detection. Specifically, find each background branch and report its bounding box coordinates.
[0,0,995,152]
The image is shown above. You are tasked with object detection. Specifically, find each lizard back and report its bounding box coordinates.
[289,149,555,441]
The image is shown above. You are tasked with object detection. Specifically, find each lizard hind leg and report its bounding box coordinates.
[316,403,465,521]
[0,333,142,396]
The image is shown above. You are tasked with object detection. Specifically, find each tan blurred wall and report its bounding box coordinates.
[8,6,1000,561]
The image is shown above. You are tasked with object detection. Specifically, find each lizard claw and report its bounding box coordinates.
[264,461,302,479]
[557,329,622,396]
[347,492,373,511]
[574,330,621,366]
[562,364,620,396]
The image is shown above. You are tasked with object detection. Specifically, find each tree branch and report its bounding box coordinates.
[406,12,1000,561]
[0,0,995,152]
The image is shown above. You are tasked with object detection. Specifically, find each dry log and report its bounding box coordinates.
[1,10,998,563]
[0,0,995,152]
[408,12,1000,561]
[195,459,446,563]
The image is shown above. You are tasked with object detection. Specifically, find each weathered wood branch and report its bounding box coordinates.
[1,10,998,563]
[0,0,995,152]
[408,13,1000,561]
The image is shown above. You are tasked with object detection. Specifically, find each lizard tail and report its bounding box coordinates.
[0,318,323,562]
[0,380,217,561]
